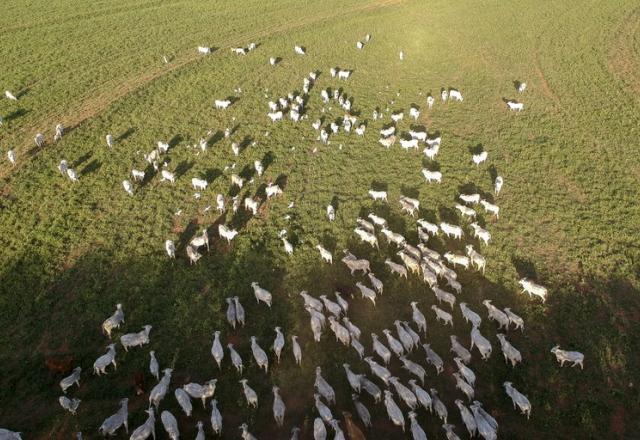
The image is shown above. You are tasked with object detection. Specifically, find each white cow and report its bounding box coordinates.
[427,95,434,109]
[338,70,352,80]
[122,180,134,196]
[316,245,332,264]
[409,129,427,141]
[440,222,463,239]
[519,278,548,302]
[449,89,463,101]
[218,225,238,244]
[214,99,232,109]
[161,169,175,183]
[265,183,283,198]
[507,100,524,111]
[495,176,504,195]
[131,169,145,181]
[192,178,208,191]
[380,126,396,138]
[480,200,500,218]
[472,151,488,166]
[5,90,18,101]
[399,138,419,151]
[368,190,387,202]
[550,346,584,369]
[422,169,442,183]
[244,198,259,215]
[379,135,396,148]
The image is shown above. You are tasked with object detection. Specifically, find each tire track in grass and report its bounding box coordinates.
[0,0,405,178]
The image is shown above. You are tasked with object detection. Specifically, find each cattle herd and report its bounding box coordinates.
[0,31,583,440]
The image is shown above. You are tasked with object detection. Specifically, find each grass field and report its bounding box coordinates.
[1,0,640,438]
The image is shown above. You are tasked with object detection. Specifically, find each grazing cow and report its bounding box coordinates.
[368,190,387,202]
[391,112,404,123]
[214,99,232,109]
[449,89,463,101]
[507,100,524,111]
[379,135,396,149]
[161,169,175,183]
[409,129,427,141]
[422,169,442,183]
[480,199,500,218]
[338,70,352,80]
[550,345,584,369]
[244,197,259,215]
[35,133,45,147]
[399,138,419,151]
[427,95,434,109]
[265,183,283,198]
[440,222,463,239]
[5,90,18,101]
[191,178,208,191]
[380,125,396,138]
[472,151,488,165]
[218,224,238,244]
[519,278,547,302]
[197,46,211,54]
[131,169,145,181]
[122,180,134,196]
[495,176,504,195]
[294,45,306,55]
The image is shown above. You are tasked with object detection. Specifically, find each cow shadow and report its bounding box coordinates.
[468,143,484,155]
[4,108,29,122]
[203,168,222,183]
[177,219,200,252]
[115,128,136,143]
[72,152,92,168]
[370,180,388,192]
[400,185,419,199]
[318,231,338,251]
[81,159,101,176]
[330,195,340,212]
[275,174,288,190]
[238,136,253,154]
[239,164,255,181]
[175,160,194,178]
[422,159,440,171]
[488,164,498,182]
[208,130,224,146]
[169,134,183,148]
[438,205,459,224]
[511,256,538,279]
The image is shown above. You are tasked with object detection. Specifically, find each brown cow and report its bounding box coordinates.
[343,412,366,440]
[44,355,74,375]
